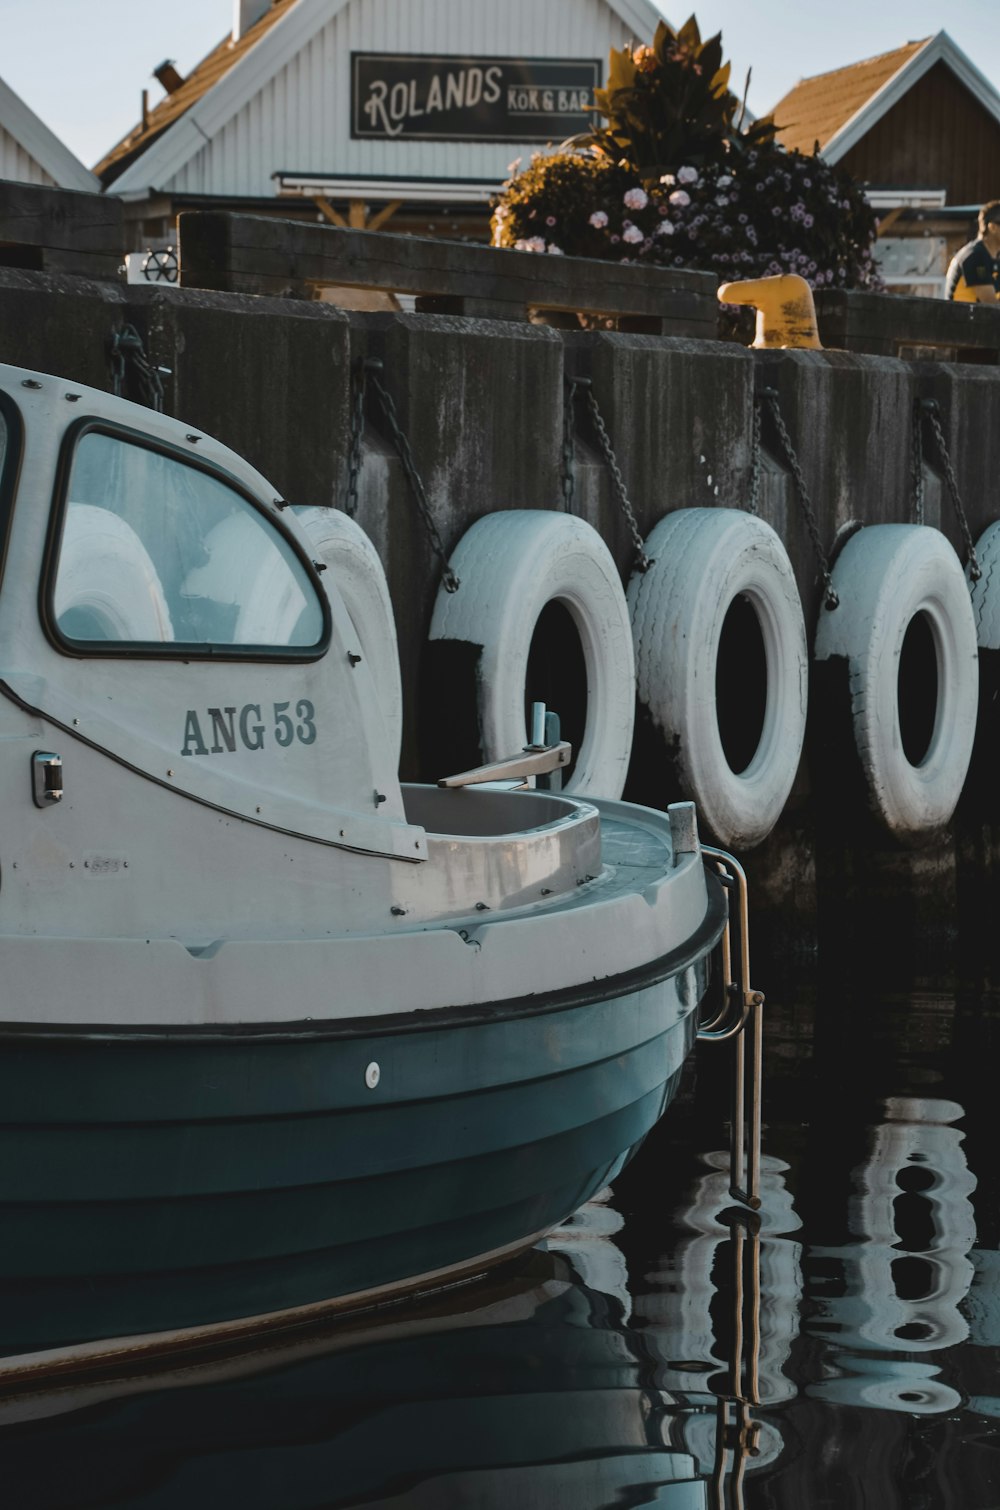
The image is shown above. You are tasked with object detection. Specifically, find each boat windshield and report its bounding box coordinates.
[49,429,327,654]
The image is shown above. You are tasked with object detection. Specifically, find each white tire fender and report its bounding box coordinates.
[429,510,635,799]
[296,508,403,770]
[814,524,978,835]
[968,520,1000,648]
[54,505,174,642]
[628,508,808,849]
[182,512,316,648]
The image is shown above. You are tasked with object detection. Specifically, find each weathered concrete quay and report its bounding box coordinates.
[5,182,1000,981]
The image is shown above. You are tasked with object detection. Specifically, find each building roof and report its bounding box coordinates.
[96,0,298,184]
[0,74,99,191]
[98,0,667,196]
[768,32,1000,163]
[770,39,930,154]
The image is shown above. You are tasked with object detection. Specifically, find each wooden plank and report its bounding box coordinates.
[0,182,123,256]
[415,294,527,322]
[179,212,717,324]
[41,247,125,281]
[367,200,403,233]
[816,288,1000,359]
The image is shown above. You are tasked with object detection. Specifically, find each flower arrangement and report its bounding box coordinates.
[578,15,779,177]
[490,17,882,295]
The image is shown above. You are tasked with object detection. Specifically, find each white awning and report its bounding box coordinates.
[274,173,497,204]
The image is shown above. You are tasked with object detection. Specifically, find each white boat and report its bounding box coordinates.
[0,363,731,1379]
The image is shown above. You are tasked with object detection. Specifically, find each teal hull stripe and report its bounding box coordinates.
[0,960,707,1355]
[0,1017,688,1202]
[0,968,706,1124]
[0,1075,682,1353]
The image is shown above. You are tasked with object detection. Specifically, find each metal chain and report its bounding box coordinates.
[748,391,761,518]
[561,378,580,512]
[343,362,368,518]
[759,387,839,610]
[109,337,126,398]
[364,360,460,593]
[109,324,165,412]
[910,399,926,527]
[565,377,652,573]
[916,398,982,582]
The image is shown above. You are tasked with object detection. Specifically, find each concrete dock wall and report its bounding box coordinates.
[4,203,1000,980]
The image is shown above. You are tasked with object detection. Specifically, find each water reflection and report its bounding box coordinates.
[807,1095,976,1414]
[0,1169,780,1510]
[5,988,1000,1508]
[634,1150,801,1407]
[0,1250,700,1509]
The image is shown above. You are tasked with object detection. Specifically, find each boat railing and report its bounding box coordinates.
[699,846,765,1212]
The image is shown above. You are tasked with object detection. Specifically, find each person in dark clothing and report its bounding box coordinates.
[946,201,1000,301]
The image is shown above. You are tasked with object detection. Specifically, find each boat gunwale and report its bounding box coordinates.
[0,870,727,1045]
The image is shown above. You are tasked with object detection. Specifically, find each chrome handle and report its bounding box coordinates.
[31,751,63,808]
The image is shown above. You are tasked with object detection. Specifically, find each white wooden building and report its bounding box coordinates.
[0,76,98,193]
[99,0,665,245]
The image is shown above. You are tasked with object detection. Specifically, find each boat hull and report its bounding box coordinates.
[0,940,716,1368]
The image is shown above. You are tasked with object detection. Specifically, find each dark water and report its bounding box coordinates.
[4,979,1000,1509]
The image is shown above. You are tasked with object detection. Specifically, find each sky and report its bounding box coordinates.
[1,0,999,171]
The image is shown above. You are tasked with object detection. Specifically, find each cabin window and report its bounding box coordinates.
[50,431,326,653]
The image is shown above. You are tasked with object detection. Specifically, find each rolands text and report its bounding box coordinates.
[362,65,503,136]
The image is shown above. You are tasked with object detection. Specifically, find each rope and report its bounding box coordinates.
[758,387,839,610]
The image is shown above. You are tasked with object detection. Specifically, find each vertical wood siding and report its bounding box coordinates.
[169,0,649,197]
[0,126,56,188]
[841,62,1000,207]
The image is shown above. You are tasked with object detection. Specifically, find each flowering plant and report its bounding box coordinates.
[490,16,882,295]
[493,152,663,261]
[493,148,881,291]
[574,15,778,178]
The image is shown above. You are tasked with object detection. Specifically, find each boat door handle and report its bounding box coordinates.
[32,751,63,807]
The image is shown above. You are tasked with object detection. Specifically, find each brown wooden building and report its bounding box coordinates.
[769,33,1000,295]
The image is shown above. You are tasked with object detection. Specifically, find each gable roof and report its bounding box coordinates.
[0,75,99,192]
[770,31,1000,162]
[100,0,667,196]
[96,0,298,185]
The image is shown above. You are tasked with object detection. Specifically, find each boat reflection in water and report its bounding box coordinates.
[0,1171,789,1510]
[626,1149,800,1495]
[807,1095,977,1416]
[12,1082,995,1507]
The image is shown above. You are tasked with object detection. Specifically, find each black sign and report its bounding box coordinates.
[351,54,601,142]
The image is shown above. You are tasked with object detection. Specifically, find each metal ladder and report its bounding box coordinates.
[698,847,765,1212]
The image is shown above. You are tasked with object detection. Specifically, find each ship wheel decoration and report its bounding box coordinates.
[141,246,179,283]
